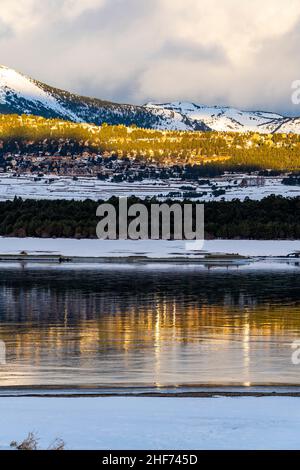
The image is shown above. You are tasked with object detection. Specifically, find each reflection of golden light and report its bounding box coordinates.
[243,312,250,384]
[1,290,300,387]
[154,299,162,387]
[64,305,68,328]
[4,302,300,360]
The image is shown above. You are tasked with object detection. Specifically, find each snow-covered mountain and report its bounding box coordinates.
[0,65,209,131]
[1,65,300,133]
[146,101,300,134]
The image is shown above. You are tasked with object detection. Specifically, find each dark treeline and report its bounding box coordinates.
[0,196,299,240]
[282,174,300,186]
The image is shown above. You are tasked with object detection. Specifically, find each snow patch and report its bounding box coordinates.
[146,101,300,134]
[0,238,298,258]
[0,65,79,121]
[1,396,300,450]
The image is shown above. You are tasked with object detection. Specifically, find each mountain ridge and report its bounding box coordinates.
[0,65,209,131]
[145,101,300,134]
[1,64,300,134]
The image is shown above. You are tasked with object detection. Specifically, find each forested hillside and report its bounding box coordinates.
[0,114,300,171]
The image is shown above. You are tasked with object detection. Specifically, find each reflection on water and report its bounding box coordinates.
[0,262,299,388]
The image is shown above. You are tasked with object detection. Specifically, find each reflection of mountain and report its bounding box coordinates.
[0,266,299,387]
[0,265,299,322]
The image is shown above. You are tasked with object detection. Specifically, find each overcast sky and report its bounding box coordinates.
[1,0,300,114]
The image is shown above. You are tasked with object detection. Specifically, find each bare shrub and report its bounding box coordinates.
[10,432,65,450]
[48,438,65,451]
[10,432,39,450]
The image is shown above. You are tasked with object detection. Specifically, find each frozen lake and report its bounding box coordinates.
[0,263,299,388]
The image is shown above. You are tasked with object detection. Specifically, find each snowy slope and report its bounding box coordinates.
[146,101,300,134]
[0,66,79,121]
[2,64,300,133]
[148,104,209,131]
[0,65,209,131]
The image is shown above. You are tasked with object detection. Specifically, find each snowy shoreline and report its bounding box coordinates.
[1,396,300,450]
[0,238,299,260]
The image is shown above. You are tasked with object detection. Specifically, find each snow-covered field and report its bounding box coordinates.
[0,174,299,201]
[0,396,300,450]
[0,238,299,258]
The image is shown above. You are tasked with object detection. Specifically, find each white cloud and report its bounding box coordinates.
[58,0,106,20]
[0,0,40,32]
[162,0,300,62]
[0,0,106,32]
[0,0,300,113]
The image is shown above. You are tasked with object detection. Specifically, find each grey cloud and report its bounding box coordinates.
[159,39,228,63]
[53,0,161,40]
[231,18,300,115]
[0,18,13,40]
[75,72,142,104]
[1,0,300,114]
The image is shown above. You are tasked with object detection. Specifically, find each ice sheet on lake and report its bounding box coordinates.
[0,238,299,258]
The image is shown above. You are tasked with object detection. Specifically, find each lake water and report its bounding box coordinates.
[0,261,300,390]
